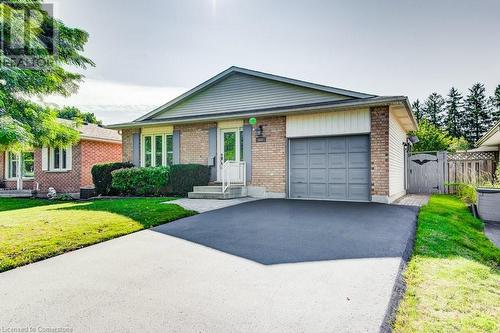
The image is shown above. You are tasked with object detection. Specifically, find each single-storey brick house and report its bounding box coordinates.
[0,120,122,197]
[109,67,417,203]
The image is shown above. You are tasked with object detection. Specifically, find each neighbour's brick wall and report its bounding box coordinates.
[251,116,286,193]
[370,106,390,196]
[34,144,82,194]
[175,123,214,164]
[80,140,122,187]
[122,128,139,163]
[0,152,4,184]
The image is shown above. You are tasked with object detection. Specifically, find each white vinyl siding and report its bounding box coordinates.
[389,111,407,198]
[286,109,370,138]
[155,73,350,120]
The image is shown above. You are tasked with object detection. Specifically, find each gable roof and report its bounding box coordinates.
[58,119,121,143]
[476,120,500,147]
[135,66,376,122]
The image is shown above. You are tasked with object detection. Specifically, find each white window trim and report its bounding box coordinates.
[48,147,72,172]
[4,151,35,181]
[141,134,173,167]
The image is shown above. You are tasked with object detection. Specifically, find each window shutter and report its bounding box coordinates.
[243,125,252,182]
[132,133,140,166]
[66,146,73,170]
[173,130,180,164]
[41,147,49,171]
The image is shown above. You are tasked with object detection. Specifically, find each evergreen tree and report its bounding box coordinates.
[463,83,491,144]
[490,84,500,124]
[411,99,424,123]
[423,93,445,127]
[445,87,464,138]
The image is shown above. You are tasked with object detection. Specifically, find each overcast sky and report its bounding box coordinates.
[45,0,500,124]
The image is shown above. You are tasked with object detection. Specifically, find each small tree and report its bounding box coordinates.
[409,120,451,152]
[423,93,445,128]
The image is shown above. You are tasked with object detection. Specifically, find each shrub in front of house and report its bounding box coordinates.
[111,166,170,196]
[91,162,134,195]
[169,164,210,196]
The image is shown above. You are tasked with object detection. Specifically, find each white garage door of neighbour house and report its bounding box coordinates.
[288,135,370,201]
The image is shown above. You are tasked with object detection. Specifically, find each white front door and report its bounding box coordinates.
[218,128,244,183]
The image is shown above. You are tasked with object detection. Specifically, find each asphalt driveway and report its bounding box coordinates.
[0,199,417,333]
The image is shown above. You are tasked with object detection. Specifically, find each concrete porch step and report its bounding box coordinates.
[0,190,33,198]
[188,185,247,200]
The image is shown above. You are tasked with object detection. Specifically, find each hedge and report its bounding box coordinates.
[169,164,210,196]
[91,162,134,195]
[111,166,170,196]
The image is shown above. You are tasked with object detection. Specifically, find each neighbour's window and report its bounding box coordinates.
[50,147,70,171]
[142,134,174,167]
[22,152,35,177]
[240,129,244,162]
[6,151,35,179]
[8,152,19,179]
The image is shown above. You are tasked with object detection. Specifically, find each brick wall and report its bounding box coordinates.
[0,152,4,185]
[370,106,390,196]
[175,123,214,164]
[80,140,122,187]
[34,145,82,194]
[33,140,122,195]
[250,116,286,193]
[122,128,139,163]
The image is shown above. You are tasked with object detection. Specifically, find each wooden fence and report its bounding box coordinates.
[447,151,497,193]
[408,151,498,194]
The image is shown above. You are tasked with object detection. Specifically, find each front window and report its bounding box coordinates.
[142,134,173,167]
[6,151,35,179]
[50,147,70,171]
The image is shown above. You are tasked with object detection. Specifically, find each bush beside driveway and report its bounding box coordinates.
[0,197,195,273]
[394,195,500,332]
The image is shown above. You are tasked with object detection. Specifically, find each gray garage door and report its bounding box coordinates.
[289,135,370,201]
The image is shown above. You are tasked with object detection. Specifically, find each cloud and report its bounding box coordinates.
[40,79,186,125]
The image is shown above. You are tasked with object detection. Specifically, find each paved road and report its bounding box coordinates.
[0,199,417,333]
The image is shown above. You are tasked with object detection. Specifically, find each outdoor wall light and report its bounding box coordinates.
[255,125,264,137]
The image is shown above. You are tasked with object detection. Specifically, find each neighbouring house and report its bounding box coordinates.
[475,120,500,163]
[0,120,122,197]
[108,66,417,203]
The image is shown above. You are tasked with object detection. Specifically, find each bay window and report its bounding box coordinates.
[142,134,173,167]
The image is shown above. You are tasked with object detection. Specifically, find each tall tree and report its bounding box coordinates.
[490,84,500,124]
[0,1,94,150]
[463,83,492,144]
[57,106,102,125]
[423,93,445,127]
[411,99,424,123]
[445,87,464,138]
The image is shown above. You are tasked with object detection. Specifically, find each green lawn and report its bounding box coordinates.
[0,197,195,273]
[394,195,500,332]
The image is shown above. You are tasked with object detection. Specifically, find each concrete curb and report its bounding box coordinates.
[380,206,419,333]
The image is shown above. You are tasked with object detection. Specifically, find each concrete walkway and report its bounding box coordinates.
[163,197,257,213]
[394,194,430,207]
[484,221,500,247]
